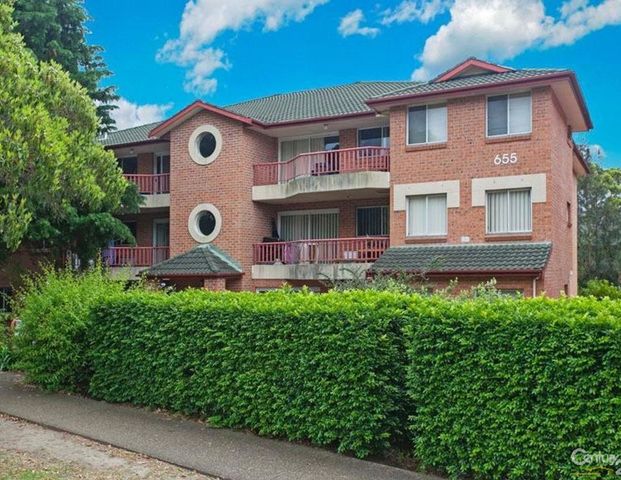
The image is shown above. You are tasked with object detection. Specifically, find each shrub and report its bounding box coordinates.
[404,295,621,479]
[13,264,127,391]
[88,289,409,457]
[581,279,621,299]
[0,316,14,371]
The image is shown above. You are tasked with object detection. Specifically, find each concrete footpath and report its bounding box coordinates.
[0,372,440,480]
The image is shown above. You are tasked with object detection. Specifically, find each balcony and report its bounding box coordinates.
[252,236,389,281]
[104,246,170,273]
[124,174,170,208]
[252,147,390,203]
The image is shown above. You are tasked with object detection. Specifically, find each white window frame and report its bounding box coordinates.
[486,91,532,138]
[406,103,448,146]
[357,126,390,148]
[485,188,532,234]
[356,205,389,237]
[277,208,340,240]
[406,194,448,237]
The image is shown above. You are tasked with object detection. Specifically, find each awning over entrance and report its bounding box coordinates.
[145,244,242,278]
[371,242,552,275]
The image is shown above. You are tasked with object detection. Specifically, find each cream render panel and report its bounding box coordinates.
[471,173,546,206]
[393,180,460,211]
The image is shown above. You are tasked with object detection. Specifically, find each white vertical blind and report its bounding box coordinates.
[280,212,338,241]
[509,92,532,134]
[407,194,447,236]
[486,189,531,233]
[427,105,448,143]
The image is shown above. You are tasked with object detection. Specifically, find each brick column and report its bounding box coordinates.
[203,277,227,291]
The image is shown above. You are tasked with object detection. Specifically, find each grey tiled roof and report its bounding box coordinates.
[372,242,552,274]
[224,81,419,124]
[146,244,242,277]
[99,122,163,147]
[370,69,566,101]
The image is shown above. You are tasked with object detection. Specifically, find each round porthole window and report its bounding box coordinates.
[189,204,222,243]
[189,125,222,165]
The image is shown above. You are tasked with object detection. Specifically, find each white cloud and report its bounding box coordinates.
[338,9,380,37]
[381,0,448,25]
[111,98,173,130]
[158,0,329,95]
[407,0,621,81]
[589,144,606,159]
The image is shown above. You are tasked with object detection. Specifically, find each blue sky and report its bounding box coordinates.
[85,0,621,166]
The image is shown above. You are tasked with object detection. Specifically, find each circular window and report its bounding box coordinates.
[189,204,222,243]
[189,125,222,165]
[199,132,217,158]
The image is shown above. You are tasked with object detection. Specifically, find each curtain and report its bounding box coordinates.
[427,195,447,235]
[407,195,446,236]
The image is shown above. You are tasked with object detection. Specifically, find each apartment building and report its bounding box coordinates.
[2,57,590,301]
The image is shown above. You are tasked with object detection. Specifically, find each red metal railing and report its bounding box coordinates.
[124,174,170,194]
[253,147,390,186]
[103,246,170,267]
[253,237,389,265]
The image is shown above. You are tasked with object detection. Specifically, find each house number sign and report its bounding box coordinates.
[493,153,518,165]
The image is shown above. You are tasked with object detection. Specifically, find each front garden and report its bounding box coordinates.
[3,267,621,479]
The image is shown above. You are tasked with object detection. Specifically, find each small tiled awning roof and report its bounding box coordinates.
[371,242,552,275]
[146,244,242,278]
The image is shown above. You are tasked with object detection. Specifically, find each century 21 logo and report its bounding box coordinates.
[494,153,518,165]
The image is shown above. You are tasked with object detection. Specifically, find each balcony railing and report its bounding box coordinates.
[253,147,390,186]
[124,174,170,194]
[253,237,389,265]
[103,246,170,267]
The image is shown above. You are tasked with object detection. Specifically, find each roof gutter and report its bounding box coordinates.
[145,272,243,279]
[366,71,593,130]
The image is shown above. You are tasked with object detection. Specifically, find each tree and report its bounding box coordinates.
[577,147,621,286]
[0,1,138,264]
[12,0,118,132]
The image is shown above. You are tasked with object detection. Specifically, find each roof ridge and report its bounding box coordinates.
[390,241,552,249]
[224,80,418,108]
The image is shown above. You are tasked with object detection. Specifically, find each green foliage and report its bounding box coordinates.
[12,0,119,132]
[578,154,621,286]
[88,289,409,457]
[13,264,127,391]
[404,295,621,479]
[0,2,139,261]
[0,317,14,371]
[581,279,621,300]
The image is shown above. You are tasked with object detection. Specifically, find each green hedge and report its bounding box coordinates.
[404,296,621,479]
[88,290,409,457]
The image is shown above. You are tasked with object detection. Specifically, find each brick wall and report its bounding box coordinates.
[388,87,578,296]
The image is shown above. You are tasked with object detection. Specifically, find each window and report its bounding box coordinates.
[407,104,447,145]
[117,157,137,175]
[358,127,390,148]
[356,206,389,236]
[567,201,572,228]
[0,287,12,312]
[189,125,223,165]
[486,188,532,234]
[279,210,338,241]
[407,194,447,236]
[188,204,222,243]
[487,92,531,136]
[279,135,340,162]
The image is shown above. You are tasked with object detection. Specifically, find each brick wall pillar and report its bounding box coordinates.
[203,277,227,291]
[339,129,358,149]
